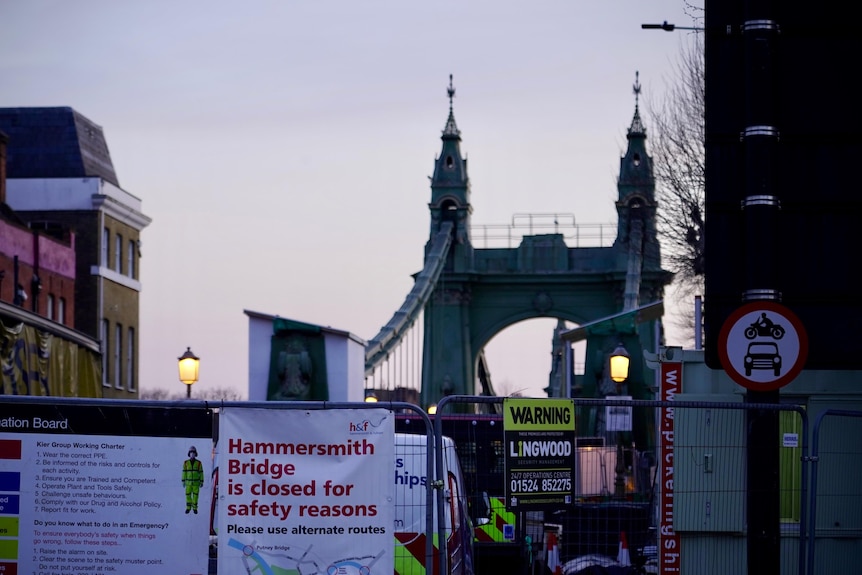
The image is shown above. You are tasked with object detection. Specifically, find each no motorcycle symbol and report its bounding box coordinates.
[718,301,808,391]
[744,312,785,341]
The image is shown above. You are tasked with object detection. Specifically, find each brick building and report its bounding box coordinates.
[1,131,76,321]
[0,108,152,398]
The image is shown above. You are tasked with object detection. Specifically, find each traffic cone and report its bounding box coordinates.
[546,532,562,575]
[617,531,631,566]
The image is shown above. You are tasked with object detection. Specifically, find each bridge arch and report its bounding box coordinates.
[474,312,587,357]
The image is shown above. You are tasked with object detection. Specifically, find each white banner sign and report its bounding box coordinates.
[217,407,394,574]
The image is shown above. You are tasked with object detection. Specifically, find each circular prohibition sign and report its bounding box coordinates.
[718,300,809,392]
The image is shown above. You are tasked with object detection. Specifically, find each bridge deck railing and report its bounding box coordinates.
[471,215,617,249]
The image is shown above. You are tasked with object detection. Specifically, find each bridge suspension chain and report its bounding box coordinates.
[364,222,454,378]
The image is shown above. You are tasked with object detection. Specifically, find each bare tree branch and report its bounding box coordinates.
[649,31,705,286]
[138,386,246,401]
[645,8,705,341]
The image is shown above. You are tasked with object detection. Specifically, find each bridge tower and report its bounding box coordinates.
[614,72,661,285]
[426,74,474,271]
[419,75,671,411]
[576,73,667,412]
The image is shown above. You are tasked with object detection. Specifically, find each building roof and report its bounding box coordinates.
[243,309,367,345]
[0,107,119,187]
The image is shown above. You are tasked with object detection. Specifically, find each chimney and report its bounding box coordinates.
[0,131,8,205]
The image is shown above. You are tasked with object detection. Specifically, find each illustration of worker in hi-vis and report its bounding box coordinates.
[182,445,205,514]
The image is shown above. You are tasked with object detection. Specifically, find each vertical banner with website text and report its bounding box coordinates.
[659,361,681,574]
[504,398,575,510]
[218,407,394,574]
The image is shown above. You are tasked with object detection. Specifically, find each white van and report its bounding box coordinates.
[394,433,475,575]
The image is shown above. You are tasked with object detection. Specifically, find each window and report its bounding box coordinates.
[102,228,109,267]
[448,472,461,533]
[128,239,136,279]
[47,295,54,321]
[102,319,110,387]
[127,327,135,392]
[58,298,66,325]
[115,234,123,273]
[114,324,122,389]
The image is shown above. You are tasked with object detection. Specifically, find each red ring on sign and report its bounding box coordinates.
[718,301,808,391]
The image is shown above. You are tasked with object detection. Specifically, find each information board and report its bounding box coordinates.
[0,402,213,575]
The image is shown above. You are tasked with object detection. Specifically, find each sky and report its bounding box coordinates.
[1,1,698,399]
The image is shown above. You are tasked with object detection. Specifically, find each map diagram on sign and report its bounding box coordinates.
[226,537,385,575]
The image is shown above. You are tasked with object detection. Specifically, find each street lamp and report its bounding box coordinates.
[609,343,631,383]
[641,21,703,32]
[178,347,200,399]
[609,343,630,498]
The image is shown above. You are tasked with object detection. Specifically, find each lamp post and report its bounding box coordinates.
[178,347,200,399]
[609,343,630,498]
[641,21,703,32]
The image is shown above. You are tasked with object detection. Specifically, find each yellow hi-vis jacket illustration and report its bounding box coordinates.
[182,445,205,514]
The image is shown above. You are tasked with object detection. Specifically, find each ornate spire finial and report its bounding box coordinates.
[447,74,456,111]
[627,71,645,136]
[442,74,460,137]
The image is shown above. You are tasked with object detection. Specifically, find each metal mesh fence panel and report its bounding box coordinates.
[808,410,862,575]
[431,396,812,575]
